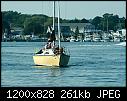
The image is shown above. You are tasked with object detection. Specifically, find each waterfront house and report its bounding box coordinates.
[117,29,126,41]
[54,23,95,41]
[11,27,24,39]
[55,23,95,34]
[110,29,126,42]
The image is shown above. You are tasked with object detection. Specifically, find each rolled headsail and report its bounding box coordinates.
[46,26,56,42]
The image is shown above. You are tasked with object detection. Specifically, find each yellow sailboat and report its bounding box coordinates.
[33,1,70,66]
[33,49,70,66]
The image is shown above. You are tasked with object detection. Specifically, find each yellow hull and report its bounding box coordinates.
[33,54,70,66]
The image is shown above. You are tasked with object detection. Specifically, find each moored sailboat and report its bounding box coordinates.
[33,1,70,66]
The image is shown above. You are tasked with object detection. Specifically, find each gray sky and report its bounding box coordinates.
[1,1,126,19]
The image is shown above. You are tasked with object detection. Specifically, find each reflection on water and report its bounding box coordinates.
[33,65,60,68]
[32,66,63,77]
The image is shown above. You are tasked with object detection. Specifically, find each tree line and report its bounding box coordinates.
[2,11,125,37]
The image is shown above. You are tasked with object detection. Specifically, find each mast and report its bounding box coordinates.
[52,1,55,47]
[53,1,55,30]
[58,1,61,48]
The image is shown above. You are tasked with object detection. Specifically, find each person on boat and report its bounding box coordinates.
[46,41,52,49]
[54,45,64,55]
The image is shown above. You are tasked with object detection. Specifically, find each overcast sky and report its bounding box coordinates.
[1,1,126,19]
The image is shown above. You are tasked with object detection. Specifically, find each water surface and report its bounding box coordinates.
[1,42,126,87]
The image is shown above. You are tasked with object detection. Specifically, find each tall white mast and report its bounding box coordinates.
[53,1,55,47]
[58,1,61,48]
[53,1,55,30]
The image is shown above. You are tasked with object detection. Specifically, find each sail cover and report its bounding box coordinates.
[47,26,56,42]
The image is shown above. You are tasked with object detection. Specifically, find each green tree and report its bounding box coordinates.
[80,18,89,23]
[115,17,125,30]
[102,13,113,31]
[2,20,10,34]
[69,18,80,23]
[2,11,126,37]
[24,18,44,36]
[91,16,102,29]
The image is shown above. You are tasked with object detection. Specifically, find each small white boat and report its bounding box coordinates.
[70,38,76,42]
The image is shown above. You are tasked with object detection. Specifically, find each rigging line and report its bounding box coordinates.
[42,1,43,33]
[42,1,44,45]
[42,2,45,37]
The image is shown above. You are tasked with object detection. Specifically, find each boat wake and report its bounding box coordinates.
[115,42,126,47]
[79,45,111,47]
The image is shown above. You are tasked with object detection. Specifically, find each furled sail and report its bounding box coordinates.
[46,26,56,42]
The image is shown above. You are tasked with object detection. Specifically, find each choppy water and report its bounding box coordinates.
[1,42,126,87]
